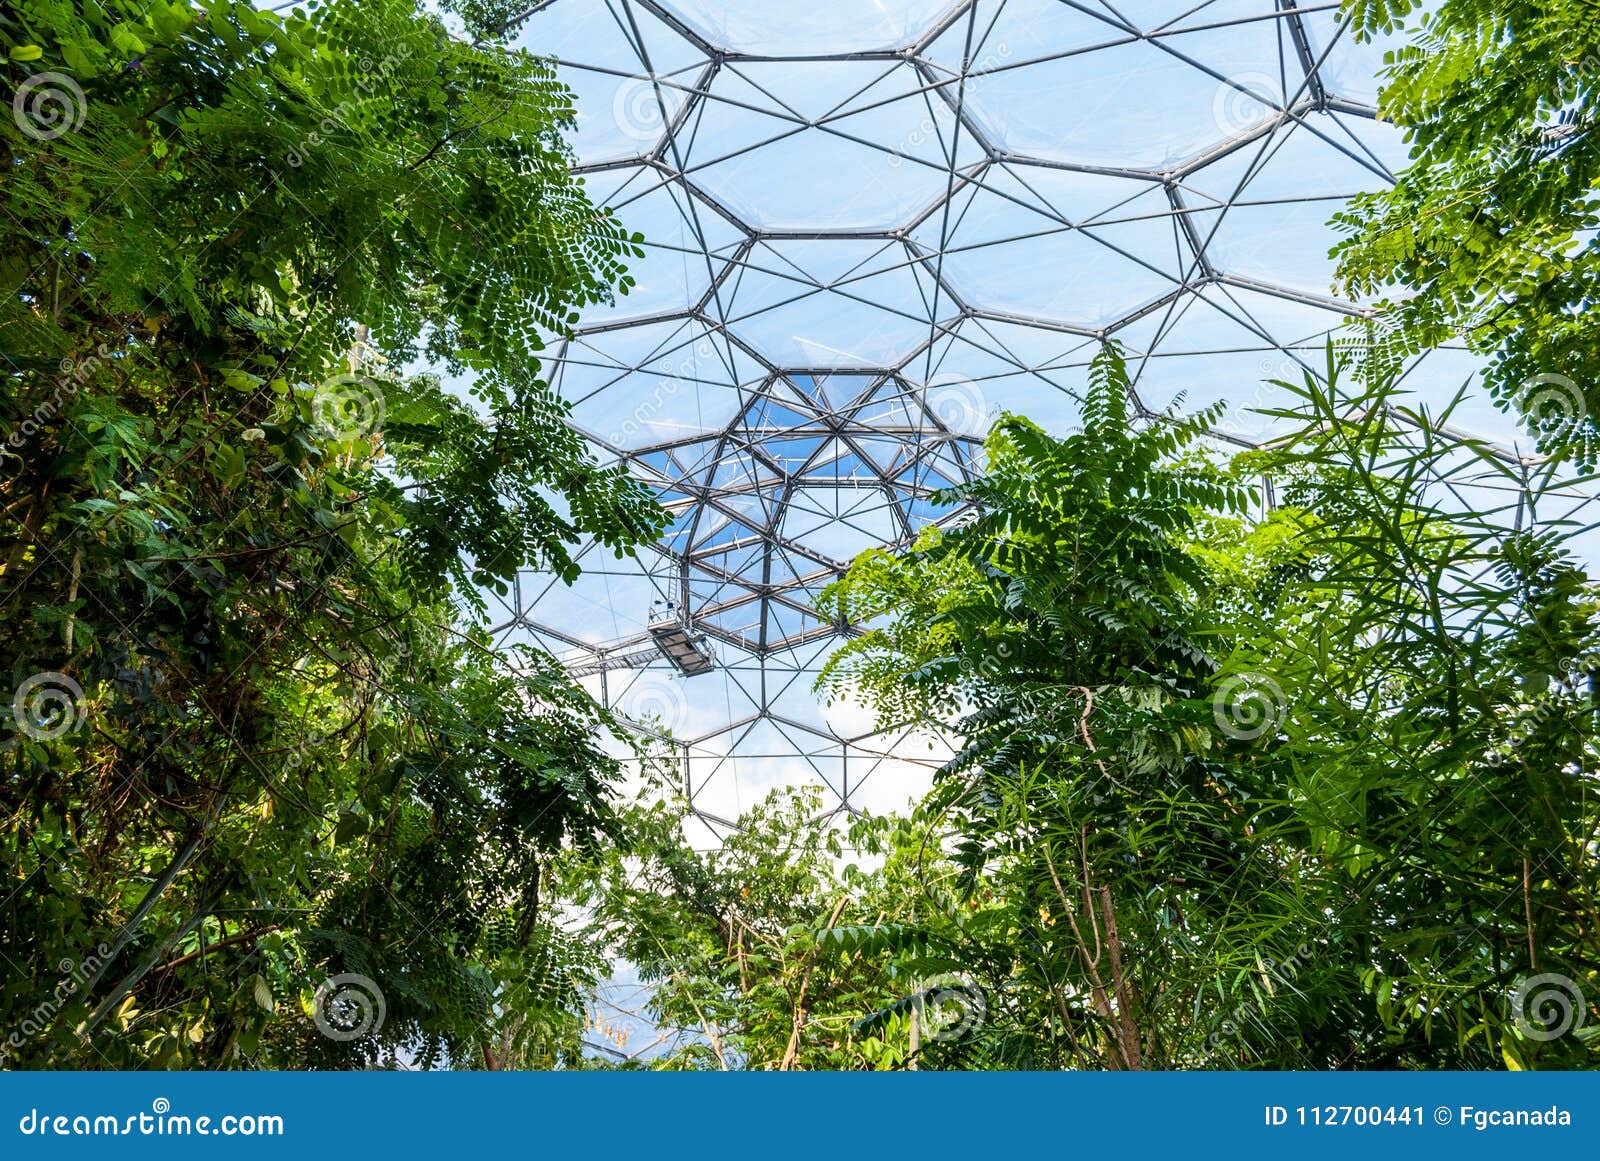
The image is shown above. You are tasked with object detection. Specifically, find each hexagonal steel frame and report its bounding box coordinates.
[476,1,1587,832]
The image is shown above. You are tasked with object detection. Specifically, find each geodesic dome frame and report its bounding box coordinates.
[478,0,1537,833]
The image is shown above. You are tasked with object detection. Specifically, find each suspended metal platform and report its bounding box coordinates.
[647,607,717,676]
[562,603,717,679]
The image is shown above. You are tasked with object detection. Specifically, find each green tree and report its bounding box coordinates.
[811,344,1600,1069]
[568,770,1012,1071]
[1234,360,1600,1069]
[0,0,661,1068]
[817,345,1306,1069]
[1332,0,1600,462]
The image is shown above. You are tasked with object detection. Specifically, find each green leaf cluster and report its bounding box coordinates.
[0,0,661,1068]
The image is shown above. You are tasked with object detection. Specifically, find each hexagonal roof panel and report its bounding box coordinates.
[656,0,957,55]
[487,0,1585,828]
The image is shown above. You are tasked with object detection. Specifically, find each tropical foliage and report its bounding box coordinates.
[0,0,659,1068]
[1332,0,1600,462]
[1,0,1595,1075]
[798,345,1600,1069]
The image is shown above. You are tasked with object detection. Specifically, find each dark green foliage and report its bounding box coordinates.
[1331,0,1600,464]
[0,0,661,1068]
[807,344,1600,1069]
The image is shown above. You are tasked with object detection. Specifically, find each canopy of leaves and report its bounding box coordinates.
[790,345,1600,1069]
[4,0,1597,1077]
[1331,0,1600,463]
[0,0,662,1068]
